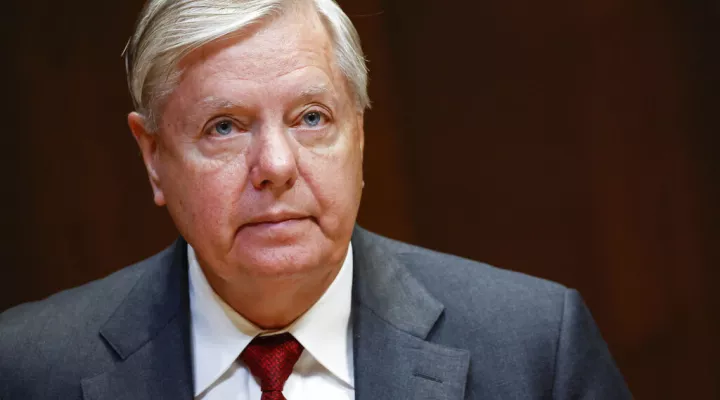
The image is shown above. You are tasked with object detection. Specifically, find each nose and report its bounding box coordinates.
[248,126,298,191]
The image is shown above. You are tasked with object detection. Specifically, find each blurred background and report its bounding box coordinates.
[2,0,718,398]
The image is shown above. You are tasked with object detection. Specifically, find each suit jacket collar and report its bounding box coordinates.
[82,227,470,400]
[81,239,194,400]
[351,227,470,400]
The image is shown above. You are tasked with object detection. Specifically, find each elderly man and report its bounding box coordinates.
[0,0,631,399]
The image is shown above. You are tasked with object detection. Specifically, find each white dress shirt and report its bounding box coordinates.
[188,243,355,400]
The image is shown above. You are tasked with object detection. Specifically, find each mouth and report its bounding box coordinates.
[235,213,316,243]
[244,217,308,228]
[241,213,313,229]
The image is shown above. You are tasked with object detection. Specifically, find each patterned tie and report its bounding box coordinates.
[241,333,304,400]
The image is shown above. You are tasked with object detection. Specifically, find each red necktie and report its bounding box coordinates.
[241,333,304,400]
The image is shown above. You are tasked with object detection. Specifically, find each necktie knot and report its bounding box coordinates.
[241,333,304,396]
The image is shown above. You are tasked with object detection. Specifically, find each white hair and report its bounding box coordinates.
[124,0,370,130]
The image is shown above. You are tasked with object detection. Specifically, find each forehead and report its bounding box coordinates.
[178,6,339,95]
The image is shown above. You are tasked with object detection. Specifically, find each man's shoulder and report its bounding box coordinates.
[1,244,174,330]
[360,229,630,398]
[363,228,567,300]
[360,229,572,388]
[361,228,569,336]
[0,243,176,393]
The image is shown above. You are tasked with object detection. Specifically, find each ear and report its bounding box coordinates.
[128,112,166,206]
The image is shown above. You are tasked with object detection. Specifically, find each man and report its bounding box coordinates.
[0,0,631,398]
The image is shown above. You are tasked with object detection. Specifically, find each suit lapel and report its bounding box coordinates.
[81,239,193,400]
[351,227,470,400]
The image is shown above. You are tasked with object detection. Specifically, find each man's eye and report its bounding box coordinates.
[214,120,234,136]
[302,111,325,127]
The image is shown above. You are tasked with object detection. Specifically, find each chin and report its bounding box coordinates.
[229,234,332,278]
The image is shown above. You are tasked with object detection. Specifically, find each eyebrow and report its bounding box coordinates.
[298,84,331,99]
[197,85,330,108]
[197,96,249,111]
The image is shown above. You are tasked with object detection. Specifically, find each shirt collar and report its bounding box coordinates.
[189,243,354,396]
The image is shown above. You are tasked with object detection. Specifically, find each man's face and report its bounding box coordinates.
[131,6,364,282]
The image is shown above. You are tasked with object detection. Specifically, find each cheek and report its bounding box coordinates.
[299,130,363,234]
[160,151,250,241]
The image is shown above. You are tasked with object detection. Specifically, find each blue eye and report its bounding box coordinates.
[302,111,323,127]
[214,120,234,136]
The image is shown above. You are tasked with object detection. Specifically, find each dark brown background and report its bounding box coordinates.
[2,0,718,398]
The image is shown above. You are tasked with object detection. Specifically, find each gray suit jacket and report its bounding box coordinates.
[0,227,631,399]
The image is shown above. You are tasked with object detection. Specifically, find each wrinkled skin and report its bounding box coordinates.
[129,3,364,328]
